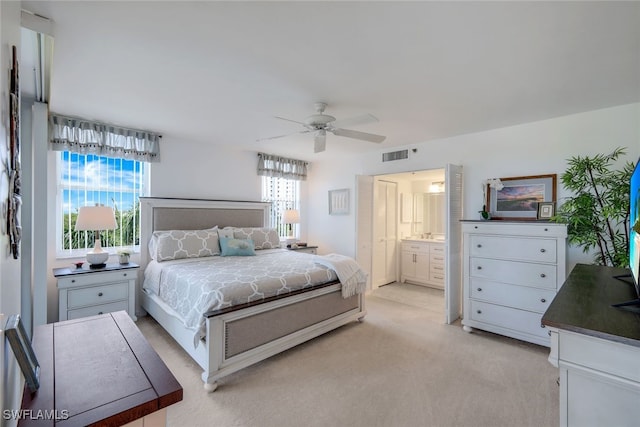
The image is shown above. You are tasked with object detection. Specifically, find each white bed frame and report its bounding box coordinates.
[138,197,366,392]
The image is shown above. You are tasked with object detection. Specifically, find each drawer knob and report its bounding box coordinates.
[540,248,546,253]
[98,311,103,315]
[540,273,546,278]
[71,279,75,283]
[477,244,482,248]
[123,273,127,277]
[476,310,482,314]
[98,292,104,297]
[477,266,482,270]
[477,287,482,292]
[474,226,478,229]
[541,298,547,303]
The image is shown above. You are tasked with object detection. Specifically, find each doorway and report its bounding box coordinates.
[356,165,463,323]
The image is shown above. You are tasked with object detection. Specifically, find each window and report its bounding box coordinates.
[57,151,149,255]
[261,176,300,239]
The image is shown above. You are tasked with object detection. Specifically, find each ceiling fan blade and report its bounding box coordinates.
[331,128,386,143]
[330,113,379,129]
[314,130,326,153]
[256,129,310,142]
[274,116,305,125]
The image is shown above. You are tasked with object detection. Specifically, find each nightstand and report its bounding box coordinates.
[54,262,139,321]
[287,245,318,255]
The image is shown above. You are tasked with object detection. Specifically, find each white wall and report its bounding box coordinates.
[306,103,640,272]
[1,1,23,424]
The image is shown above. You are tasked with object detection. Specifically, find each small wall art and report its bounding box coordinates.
[329,188,350,215]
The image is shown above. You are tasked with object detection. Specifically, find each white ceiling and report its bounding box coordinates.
[21,1,640,162]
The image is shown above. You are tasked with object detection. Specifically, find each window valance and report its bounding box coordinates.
[49,114,161,163]
[257,152,308,181]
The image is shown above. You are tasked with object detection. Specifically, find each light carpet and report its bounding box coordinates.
[136,294,559,427]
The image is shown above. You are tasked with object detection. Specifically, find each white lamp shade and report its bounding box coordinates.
[283,209,300,224]
[75,206,117,231]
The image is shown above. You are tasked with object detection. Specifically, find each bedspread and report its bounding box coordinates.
[143,249,339,342]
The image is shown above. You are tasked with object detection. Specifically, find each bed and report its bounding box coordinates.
[139,197,367,392]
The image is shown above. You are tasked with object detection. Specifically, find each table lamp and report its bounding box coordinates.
[75,205,117,268]
[283,209,299,246]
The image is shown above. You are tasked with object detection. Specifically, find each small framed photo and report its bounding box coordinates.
[5,314,40,392]
[537,202,556,220]
[329,188,350,215]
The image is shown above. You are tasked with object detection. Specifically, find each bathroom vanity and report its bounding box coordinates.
[400,238,445,289]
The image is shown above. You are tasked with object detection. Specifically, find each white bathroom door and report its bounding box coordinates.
[372,180,398,289]
[445,164,464,324]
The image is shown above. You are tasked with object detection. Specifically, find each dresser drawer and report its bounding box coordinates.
[67,301,129,320]
[430,271,445,284]
[462,222,567,238]
[57,270,136,289]
[402,242,429,254]
[470,235,557,263]
[430,244,445,254]
[470,278,555,313]
[470,257,557,289]
[67,282,129,309]
[430,253,445,265]
[559,330,640,383]
[469,300,548,339]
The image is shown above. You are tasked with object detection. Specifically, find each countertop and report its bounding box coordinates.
[541,263,640,348]
[402,238,445,243]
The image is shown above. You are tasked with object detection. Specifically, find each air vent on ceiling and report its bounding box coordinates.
[382,149,409,162]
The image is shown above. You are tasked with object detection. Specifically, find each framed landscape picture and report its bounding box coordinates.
[487,174,557,220]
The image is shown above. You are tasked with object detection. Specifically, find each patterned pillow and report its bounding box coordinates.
[219,237,256,257]
[231,227,281,250]
[151,227,220,262]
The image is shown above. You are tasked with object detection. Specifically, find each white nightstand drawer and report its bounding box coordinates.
[57,270,136,289]
[67,301,129,320]
[67,282,129,309]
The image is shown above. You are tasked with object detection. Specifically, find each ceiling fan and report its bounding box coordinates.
[259,102,386,153]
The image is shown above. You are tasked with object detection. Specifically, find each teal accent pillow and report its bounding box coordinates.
[219,237,256,257]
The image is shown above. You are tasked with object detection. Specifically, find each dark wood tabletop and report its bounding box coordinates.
[541,263,640,348]
[20,311,182,426]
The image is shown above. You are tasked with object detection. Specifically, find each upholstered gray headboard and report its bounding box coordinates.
[152,207,266,231]
[138,197,271,277]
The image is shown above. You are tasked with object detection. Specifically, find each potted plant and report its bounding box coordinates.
[553,147,635,267]
[118,249,131,264]
[479,178,504,220]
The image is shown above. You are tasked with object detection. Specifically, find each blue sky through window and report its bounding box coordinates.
[61,152,143,214]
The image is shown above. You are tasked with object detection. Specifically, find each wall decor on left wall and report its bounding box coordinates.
[5,314,40,392]
[6,44,21,258]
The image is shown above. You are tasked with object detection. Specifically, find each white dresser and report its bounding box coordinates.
[401,240,445,289]
[461,221,567,346]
